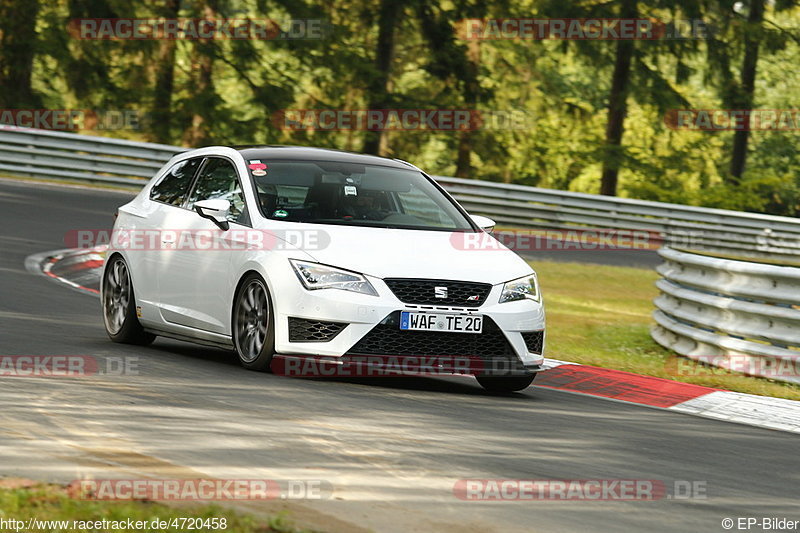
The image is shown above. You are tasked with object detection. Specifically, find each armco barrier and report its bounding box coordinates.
[0,128,184,186]
[651,247,800,384]
[433,176,800,259]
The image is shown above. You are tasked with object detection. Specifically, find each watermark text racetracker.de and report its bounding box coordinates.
[665,109,800,131]
[271,354,532,378]
[0,109,140,131]
[273,109,533,131]
[0,356,138,377]
[453,479,707,501]
[457,18,712,40]
[665,354,800,381]
[66,228,329,252]
[69,478,333,501]
[450,228,703,252]
[69,18,329,40]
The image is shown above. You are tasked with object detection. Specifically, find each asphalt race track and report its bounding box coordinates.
[0,178,797,533]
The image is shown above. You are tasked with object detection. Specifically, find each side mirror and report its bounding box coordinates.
[195,198,230,231]
[470,214,495,233]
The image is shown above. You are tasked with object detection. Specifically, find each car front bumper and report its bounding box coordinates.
[269,272,546,370]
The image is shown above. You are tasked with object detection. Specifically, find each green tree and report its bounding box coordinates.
[0,0,41,108]
[704,0,797,183]
[538,0,700,196]
[181,0,220,146]
[149,0,181,144]
[362,0,404,155]
[414,0,490,178]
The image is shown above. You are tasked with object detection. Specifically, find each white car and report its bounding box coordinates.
[101,146,545,392]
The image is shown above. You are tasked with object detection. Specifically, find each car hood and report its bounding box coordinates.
[270,223,534,285]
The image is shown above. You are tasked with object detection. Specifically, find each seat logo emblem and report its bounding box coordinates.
[434,286,448,299]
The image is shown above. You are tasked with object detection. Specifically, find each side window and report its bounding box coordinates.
[187,158,248,224]
[149,158,202,206]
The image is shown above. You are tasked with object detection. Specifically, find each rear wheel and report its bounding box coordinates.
[476,373,536,393]
[233,274,275,371]
[102,255,155,345]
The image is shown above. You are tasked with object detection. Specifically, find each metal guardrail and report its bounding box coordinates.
[1,128,800,258]
[0,128,184,186]
[651,247,800,384]
[433,176,800,259]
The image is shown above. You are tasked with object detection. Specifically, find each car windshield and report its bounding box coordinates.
[246,159,474,231]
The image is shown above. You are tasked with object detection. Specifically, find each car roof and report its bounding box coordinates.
[231,146,414,170]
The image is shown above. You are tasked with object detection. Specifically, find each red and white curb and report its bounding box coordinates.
[25,247,106,295]
[26,248,800,435]
[540,360,800,434]
[670,391,800,433]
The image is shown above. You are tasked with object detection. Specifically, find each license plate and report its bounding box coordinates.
[400,312,483,334]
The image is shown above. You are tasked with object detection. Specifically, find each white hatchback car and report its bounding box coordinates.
[102,146,545,392]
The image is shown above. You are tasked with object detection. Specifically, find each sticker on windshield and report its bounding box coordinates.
[344,185,357,196]
[248,160,261,164]
[248,162,267,170]
[252,169,267,176]
[273,209,288,218]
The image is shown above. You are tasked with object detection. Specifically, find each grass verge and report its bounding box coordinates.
[0,481,309,533]
[532,259,800,401]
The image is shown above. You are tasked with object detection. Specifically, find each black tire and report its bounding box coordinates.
[476,373,536,393]
[102,255,156,346]
[232,273,276,372]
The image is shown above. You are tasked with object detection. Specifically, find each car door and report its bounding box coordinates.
[132,157,203,312]
[155,156,252,334]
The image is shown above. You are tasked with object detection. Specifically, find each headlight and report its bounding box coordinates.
[499,273,540,303]
[290,260,378,296]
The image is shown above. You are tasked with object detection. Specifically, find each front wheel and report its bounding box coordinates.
[233,274,275,371]
[102,255,155,345]
[476,373,536,393]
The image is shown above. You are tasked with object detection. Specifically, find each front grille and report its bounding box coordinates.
[384,278,492,307]
[288,317,347,342]
[521,331,544,354]
[346,312,517,359]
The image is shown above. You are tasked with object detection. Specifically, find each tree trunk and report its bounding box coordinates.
[455,39,480,178]
[362,0,402,155]
[729,0,765,182]
[150,0,180,144]
[0,0,40,108]
[600,0,636,196]
[182,1,217,146]
[455,132,472,177]
[413,2,482,177]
